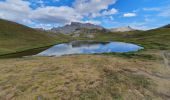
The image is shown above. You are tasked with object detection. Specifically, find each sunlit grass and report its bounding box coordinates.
[0,55,166,99]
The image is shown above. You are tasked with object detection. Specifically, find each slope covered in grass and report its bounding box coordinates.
[74,27,170,50]
[123,28,170,50]
[0,19,69,55]
[1,18,169,56]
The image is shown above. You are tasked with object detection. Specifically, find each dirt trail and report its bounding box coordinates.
[122,68,170,99]
[161,51,170,69]
[122,51,170,99]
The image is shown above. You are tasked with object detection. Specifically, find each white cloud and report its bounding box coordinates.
[0,0,31,24]
[34,23,58,29]
[102,8,118,16]
[123,13,136,17]
[30,6,82,24]
[143,6,170,17]
[73,0,117,17]
[109,16,114,21]
[82,20,101,25]
[90,8,118,18]
[53,0,60,2]
[143,7,160,11]
[0,0,118,28]
[0,0,82,25]
[36,0,44,4]
[158,6,170,17]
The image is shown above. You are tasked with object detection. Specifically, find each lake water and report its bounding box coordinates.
[37,41,143,56]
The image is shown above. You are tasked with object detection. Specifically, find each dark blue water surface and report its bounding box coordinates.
[37,41,143,56]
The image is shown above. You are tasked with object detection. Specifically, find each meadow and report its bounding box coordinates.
[0,19,170,99]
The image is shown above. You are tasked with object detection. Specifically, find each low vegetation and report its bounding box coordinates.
[0,55,169,100]
[1,19,170,57]
[67,26,170,70]
[101,52,160,60]
[0,19,170,99]
[73,27,170,50]
[0,19,70,55]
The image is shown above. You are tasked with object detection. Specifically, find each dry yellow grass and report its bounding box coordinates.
[0,55,169,100]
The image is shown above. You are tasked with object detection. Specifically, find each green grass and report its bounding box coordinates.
[0,45,52,58]
[0,19,70,55]
[74,28,170,50]
[1,19,170,58]
[100,52,159,60]
[0,19,169,100]
[124,28,170,50]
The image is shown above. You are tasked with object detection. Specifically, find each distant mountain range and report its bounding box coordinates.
[50,22,104,34]
[109,26,135,32]
[162,24,170,28]
[1,19,170,56]
[49,22,136,34]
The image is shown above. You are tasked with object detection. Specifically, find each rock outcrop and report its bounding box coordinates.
[110,26,135,32]
[50,22,104,34]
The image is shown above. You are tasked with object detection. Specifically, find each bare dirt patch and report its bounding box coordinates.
[161,51,170,68]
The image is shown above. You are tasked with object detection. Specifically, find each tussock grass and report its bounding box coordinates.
[0,55,167,100]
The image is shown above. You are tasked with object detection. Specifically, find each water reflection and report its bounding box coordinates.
[37,41,143,56]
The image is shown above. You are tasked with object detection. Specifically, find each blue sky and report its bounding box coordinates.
[0,0,170,30]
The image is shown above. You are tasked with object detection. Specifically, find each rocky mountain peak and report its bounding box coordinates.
[109,26,135,32]
[50,22,104,34]
[71,22,81,26]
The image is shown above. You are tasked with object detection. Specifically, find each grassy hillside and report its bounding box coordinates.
[0,20,170,58]
[0,20,170,99]
[120,28,170,50]
[0,19,69,55]
[1,18,169,57]
[74,27,170,50]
